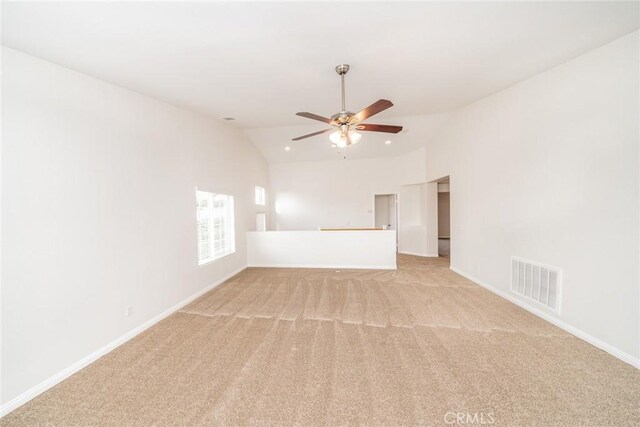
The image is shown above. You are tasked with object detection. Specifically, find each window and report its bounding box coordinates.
[196,190,235,265]
[255,186,266,205]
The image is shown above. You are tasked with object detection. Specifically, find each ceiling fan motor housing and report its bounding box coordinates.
[331,111,354,124]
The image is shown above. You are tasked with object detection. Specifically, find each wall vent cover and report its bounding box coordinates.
[511,257,562,314]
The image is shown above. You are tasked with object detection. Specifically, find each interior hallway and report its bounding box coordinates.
[4,255,639,426]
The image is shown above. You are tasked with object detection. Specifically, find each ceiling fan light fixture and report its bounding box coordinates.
[349,130,362,145]
[329,129,348,148]
[330,127,361,148]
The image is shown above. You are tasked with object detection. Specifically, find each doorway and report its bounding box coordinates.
[374,194,398,251]
[437,182,450,257]
[426,176,450,262]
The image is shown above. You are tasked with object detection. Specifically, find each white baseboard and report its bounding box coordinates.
[398,251,439,258]
[450,266,640,370]
[248,263,396,270]
[0,265,247,418]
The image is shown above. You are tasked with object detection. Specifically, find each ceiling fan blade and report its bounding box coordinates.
[353,99,394,122]
[296,112,334,124]
[356,124,403,133]
[291,128,333,141]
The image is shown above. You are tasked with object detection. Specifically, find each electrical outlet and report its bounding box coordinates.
[125,305,133,317]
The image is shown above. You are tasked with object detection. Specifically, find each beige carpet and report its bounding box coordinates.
[3,255,639,426]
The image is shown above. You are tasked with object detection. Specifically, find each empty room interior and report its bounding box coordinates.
[1,1,639,425]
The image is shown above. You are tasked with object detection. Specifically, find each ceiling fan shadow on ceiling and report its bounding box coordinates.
[292,64,403,148]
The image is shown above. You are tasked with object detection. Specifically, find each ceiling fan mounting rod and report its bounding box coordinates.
[336,64,349,113]
[341,73,346,112]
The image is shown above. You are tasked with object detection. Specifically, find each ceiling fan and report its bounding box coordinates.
[292,64,403,147]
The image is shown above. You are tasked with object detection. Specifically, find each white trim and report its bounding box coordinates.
[247,264,396,270]
[450,266,640,370]
[398,251,439,258]
[0,265,247,418]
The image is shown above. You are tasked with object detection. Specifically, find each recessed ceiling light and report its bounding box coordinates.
[385,140,392,145]
[285,146,291,151]
[221,117,235,121]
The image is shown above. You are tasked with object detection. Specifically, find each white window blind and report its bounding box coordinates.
[196,190,235,265]
[255,186,266,205]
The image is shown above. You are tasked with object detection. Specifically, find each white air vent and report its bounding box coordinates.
[511,257,562,314]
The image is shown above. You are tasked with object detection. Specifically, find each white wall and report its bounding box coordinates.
[269,147,433,255]
[397,183,432,256]
[1,48,269,405]
[269,147,426,232]
[425,32,639,362]
[247,230,397,270]
[424,183,439,257]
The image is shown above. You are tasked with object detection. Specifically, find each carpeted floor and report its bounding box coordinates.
[3,255,639,426]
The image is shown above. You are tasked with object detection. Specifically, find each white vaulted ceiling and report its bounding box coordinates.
[3,1,638,162]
